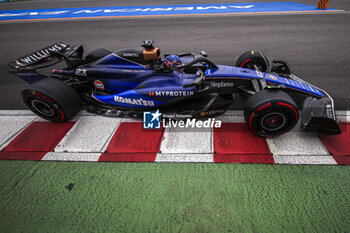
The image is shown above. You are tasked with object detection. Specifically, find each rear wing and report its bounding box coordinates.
[9,42,83,71]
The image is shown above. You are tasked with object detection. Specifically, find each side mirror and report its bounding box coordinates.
[271,60,293,75]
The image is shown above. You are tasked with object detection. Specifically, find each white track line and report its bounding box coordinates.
[266,127,337,165]
[42,152,102,162]
[155,153,214,163]
[0,115,38,150]
[267,131,330,156]
[159,127,213,154]
[335,110,350,123]
[156,125,213,162]
[53,115,121,153]
[273,155,337,165]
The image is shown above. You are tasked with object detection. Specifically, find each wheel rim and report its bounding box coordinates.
[31,99,55,117]
[260,112,287,132]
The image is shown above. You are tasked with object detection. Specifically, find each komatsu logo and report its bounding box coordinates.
[114,96,155,106]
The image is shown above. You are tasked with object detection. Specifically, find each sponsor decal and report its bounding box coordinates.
[121,69,146,73]
[122,53,139,57]
[17,43,67,65]
[149,91,194,97]
[200,109,226,116]
[114,95,155,106]
[143,110,162,129]
[209,81,234,88]
[256,70,264,78]
[94,80,105,91]
[1,3,341,22]
[0,5,255,18]
[269,74,278,80]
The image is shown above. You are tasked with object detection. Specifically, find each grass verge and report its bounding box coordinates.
[0,161,349,232]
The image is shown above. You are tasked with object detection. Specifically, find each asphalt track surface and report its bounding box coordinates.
[0,0,349,110]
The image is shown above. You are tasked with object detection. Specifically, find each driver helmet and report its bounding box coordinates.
[164,55,181,69]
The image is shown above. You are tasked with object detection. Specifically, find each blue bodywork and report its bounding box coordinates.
[10,49,324,110]
[76,53,323,109]
[204,65,323,97]
[87,54,199,108]
[9,42,341,135]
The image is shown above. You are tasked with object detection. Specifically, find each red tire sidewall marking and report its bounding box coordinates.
[240,58,252,68]
[276,102,299,121]
[22,90,65,122]
[249,112,258,135]
[248,101,298,136]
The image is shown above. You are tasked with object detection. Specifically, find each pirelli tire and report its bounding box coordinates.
[21,78,81,122]
[235,50,269,72]
[244,89,299,137]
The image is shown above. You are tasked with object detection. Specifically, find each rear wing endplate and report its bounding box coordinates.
[8,42,75,70]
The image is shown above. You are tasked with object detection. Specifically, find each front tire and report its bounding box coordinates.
[244,89,299,137]
[21,78,81,122]
[235,50,269,72]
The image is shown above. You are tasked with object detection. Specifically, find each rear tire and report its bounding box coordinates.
[21,78,81,122]
[236,50,269,72]
[244,89,299,137]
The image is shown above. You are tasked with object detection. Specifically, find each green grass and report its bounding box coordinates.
[0,161,349,233]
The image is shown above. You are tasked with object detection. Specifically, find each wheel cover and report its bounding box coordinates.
[260,112,287,132]
[31,99,55,117]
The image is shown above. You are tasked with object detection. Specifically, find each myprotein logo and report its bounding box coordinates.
[143,110,222,129]
[209,81,234,88]
[149,91,194,97]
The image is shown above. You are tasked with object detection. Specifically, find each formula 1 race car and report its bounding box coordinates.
[9,40,341,137]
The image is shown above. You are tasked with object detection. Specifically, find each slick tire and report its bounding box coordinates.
[235,50,269,72]
[21,78,81,122]
[244,89,299,137]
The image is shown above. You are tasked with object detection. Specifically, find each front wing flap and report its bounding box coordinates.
[286,74,341,135]
[300,96,341,135]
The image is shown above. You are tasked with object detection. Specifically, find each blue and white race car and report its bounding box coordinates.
[9,40,341,137]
